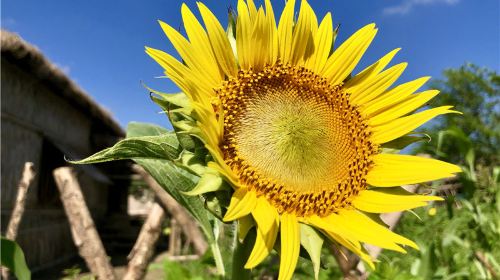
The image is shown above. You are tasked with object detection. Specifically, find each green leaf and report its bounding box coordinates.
[135,158,215,244]
[70,133,182,164]
[1,237,31,280]
[300,224,323,280]
[127,121,170,137]
[152,91,192,111]
[124,123,219,264]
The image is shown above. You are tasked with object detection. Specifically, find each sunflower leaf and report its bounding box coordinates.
[134,158,215,243]
[300,224,324,280]
[1,237,31,280]
[74,122,217,246]
[70,133,182,164]
[126,122,217,244]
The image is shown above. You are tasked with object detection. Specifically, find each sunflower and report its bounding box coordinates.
[146,0,461,279]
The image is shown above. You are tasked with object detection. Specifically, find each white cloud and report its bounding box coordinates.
[54,63,71,75]
[383,0,460,16]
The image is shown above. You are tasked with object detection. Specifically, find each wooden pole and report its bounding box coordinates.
[5,162,36,240]
[131,165,208,256]
[53,167,116,280]
[329,244,360,279]
[123,203,166,280]
[1,162,36,280]
[167,219,182,257]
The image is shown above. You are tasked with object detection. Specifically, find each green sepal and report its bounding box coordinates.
[300,224,324,280]
[146,86,203,152]
[362,212,391,227]
[183,168,229,196]
[382,134,431,151]
[143,83,192,111]
[203,190,232,221]
[176,150,208,176]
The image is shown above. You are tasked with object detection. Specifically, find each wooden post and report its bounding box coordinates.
[5,162,36,240]
[329,244,360,279]
[167,219,182,257]
[123,203,166,280]
[131,165,208,256]
[1,162,36,280]
[53,167,116,280]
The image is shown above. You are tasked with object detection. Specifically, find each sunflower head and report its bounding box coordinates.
[217,62,378,217]
[146,0,461,279]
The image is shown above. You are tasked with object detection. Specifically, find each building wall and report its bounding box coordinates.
[1,58,114,272]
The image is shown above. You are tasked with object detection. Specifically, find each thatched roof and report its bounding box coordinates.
[1,29,124,137]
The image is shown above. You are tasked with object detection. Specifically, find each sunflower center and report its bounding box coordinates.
[217,62,377,217]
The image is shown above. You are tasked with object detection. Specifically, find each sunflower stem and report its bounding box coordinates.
[231,229,255,280]
[210,241,225,277]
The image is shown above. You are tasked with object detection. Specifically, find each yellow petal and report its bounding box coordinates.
[336,210,418,249]
[236,0,252,69]
[368,90,440,126]
[197,2,238,77]
[145,47,210,106]
[181,4,218,66]
[264,0,279,64]
[246,197,280,268]
[362,76,430,117]
[304,13,333,73]
[348,62,407,105]
[249,8,270,69]
[367,154,462,187]
[353,188,443,213]
[371,106,458,144]
[277,0,296,63]
[289,0,315,65]
[345,48,401,89]
[192,102,220,143]
[238,215,255,241]
[321,23,378,85]
[158,20,220,86]
[309,213,407,252]
[247,0,258,21]
[323,231,375,269]
[223,189,257,222]
[278,213,300,280]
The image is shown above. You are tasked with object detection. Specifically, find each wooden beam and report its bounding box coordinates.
[123,203,166,280]
[5,162,36,240]
[53,167,116,280]
[1,162,36,280]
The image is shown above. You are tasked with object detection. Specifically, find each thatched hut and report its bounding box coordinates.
[1,30,133,274]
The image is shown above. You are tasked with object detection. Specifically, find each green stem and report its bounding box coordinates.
[211,242,226,277]
[231,229,255,280]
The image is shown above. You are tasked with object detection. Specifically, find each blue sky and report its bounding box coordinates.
[2,0,499,129]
